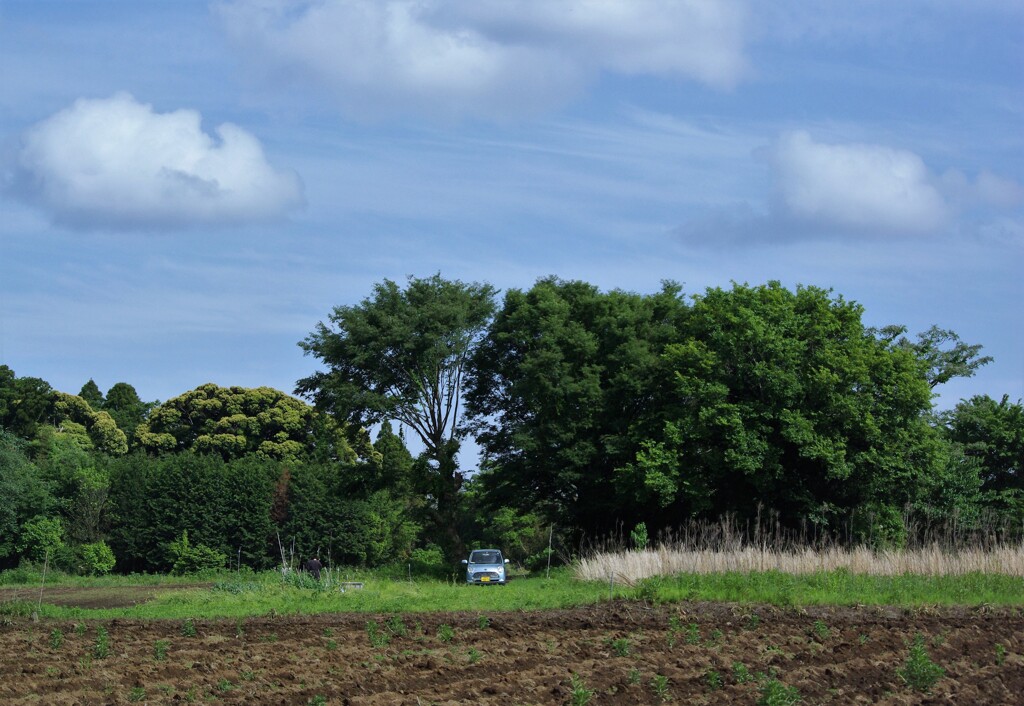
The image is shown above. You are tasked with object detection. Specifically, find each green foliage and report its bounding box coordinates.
[812,619,830,640]
[181,619,197,637]
[78,380,105,409]
[851,504,908,549]
[102,382,153,445]
[437,623,455,642]
[758,679,801,705]
[944,395,1024,501]
[52,391,128,455]
[630,522,649,551]
[168,531,226,575]
[154,639,169,660]
[467,278,687,533]
[49,628,64,650]
[610,637,631,656]
[0,429,54,567]
[568,673,593,705]
[733,662,754,684]
[898,633,945,692]
[137,383,358,462]
[79,541,116,575]
[704,670,723,691]
[879,325,993,389]
[650,282,936,526]
[0,365,54,440]
[298,274,496,558]
[15,515,64,563]
[93,626,109,658]
[650,674,671,701]
[365,620,389,647]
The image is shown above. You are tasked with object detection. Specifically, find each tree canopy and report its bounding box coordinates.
[136,383,361,462]
[297,273,496,556]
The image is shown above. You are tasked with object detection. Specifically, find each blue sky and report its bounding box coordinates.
[1,0,1022,426]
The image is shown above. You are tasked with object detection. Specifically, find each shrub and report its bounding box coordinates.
[167,531,226,575]
[630,522,649,551]
[80,541,116,575]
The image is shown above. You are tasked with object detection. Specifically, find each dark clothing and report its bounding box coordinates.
[305,558,322,580]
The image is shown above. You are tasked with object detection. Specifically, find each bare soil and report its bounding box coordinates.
[1,589,1021,704]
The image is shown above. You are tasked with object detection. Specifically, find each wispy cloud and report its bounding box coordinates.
[216,0,747,121]
[8,92,303,230]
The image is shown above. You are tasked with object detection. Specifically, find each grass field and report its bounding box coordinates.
[2,558,1022,621]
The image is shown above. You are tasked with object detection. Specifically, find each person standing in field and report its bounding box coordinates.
[305,556,323,580]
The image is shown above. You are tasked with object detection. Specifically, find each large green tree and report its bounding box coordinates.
[466,278,688,533]
[0,365,54,442]
[621,282,939,529]
[103,382,153,444]
[942,395,1024,523]
[297,274,496,557]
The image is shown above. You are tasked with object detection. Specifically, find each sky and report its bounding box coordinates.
[1,1,1022,440]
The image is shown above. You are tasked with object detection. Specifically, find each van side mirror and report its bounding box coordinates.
[504,559,510,564]
[461,559,468,564]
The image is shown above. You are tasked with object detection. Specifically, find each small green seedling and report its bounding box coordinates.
[611,637,631,656]
[757,678,801,706]
[181,618,197,637]
[569,673,593,705]
[437,624,455,643]
[93,627,109,659]
[897,634,944,692]
[651,674,671,702]
[154,639,169,661]
[705,669,723,691]
[49,628,64,650]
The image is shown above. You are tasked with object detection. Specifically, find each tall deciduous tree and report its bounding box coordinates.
[627,282,938,528]
[466,278,688,533]
[297,274,496,557]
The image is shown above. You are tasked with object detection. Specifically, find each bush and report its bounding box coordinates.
[167,531,226,575]
[407,544,448,578]
[80,541,116,575]
[852,503,907,549]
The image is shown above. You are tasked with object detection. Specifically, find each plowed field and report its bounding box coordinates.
[1,597,1021,704]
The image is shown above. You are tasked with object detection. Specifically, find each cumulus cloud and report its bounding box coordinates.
[676,131,1024,247]
[216,0,747,120]
[765,131,950,233]
[10,93,303,229]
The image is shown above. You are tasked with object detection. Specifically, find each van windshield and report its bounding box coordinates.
[469,551,501,564]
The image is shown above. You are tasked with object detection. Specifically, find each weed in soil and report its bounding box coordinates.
[898,633,945,692]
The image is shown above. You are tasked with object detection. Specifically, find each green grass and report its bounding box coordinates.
[2,566,1021,621]
[634,569,1024,607]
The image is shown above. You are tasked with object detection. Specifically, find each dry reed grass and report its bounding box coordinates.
[575,511,1024,582]
[575,544,1024,583]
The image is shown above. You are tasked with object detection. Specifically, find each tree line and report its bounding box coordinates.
[1,276,1021,574]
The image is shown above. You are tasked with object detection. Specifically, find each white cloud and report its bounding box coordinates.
[765,131,950,233]
[216,0,746,120]
[11,93,303,230]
